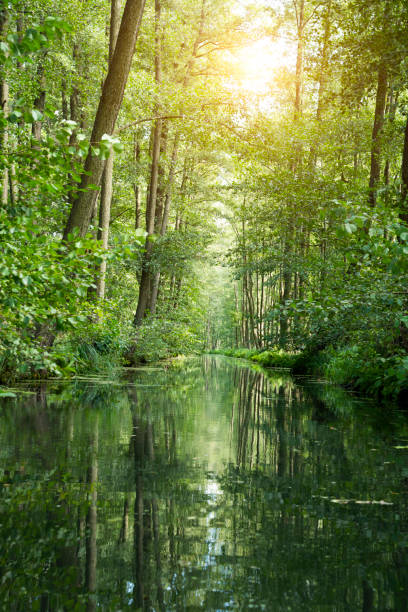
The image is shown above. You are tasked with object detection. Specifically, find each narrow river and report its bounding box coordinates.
[1,356,408,610]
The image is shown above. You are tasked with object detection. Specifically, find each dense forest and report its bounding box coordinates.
[1,0,408,402]
[3,1,408,607]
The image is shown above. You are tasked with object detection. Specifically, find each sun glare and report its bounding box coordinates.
[230,37,294,95]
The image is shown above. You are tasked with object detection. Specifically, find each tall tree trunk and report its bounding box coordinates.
[368,62,388,206]
[133,136,141,229]
[383,87,398,185]
[63,0,146,240]
[316,0,331,122]
[153,120,168,233]
[32,61,46,141]
[0,6,9,205]
[145,2,207,318]
[160,133,180,234]
[148,133,181,315]
[69,45,80,148]
[294,0,305,121]
[400,113,408,225]
[133,120,162,324]
[279,0,305,347]
[96,0,122,300]
[134,0,162,325]
[62,77,69,119]
[279,240,291,348]
[309,0,332,169]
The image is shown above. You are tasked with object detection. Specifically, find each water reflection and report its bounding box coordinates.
[1,356,408,610]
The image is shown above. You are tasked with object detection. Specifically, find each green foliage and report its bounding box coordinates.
[251,350,299,369]
[55,315,133,376]
[316,345,408,400]
[217,0,408,401]
[0,11,135,382]
[210,347,299,369]
[0,468,87,609]
[128,316,202,363]
[0,15,71,65]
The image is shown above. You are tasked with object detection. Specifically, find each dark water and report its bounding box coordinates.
[1,356,408,611]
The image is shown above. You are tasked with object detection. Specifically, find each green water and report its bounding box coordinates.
[1,356,408,611]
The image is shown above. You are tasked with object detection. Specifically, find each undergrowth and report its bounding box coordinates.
[210,345,408,404]
[209,348,298,369]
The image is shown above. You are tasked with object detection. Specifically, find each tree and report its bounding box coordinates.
[96,0,122,299]
[63,0,146,240]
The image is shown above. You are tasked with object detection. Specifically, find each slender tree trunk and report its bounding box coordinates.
[279,245,291,348]
[246,273,257,348]
[0,81,8,206]
[279,0,306,347]
[148,133,181,315]
[32,61,46,141]
[383,87,398,185]
[153,120,168,233]
[160,133,180,234]
[400,113,408,224]
[146,2,207,318]
[118,495,130,544]
[313,2,332,264]
[260,270,265,344]
[96,154,113,298]
[133,0,162,325]
[62,77,69,119]
[96,0,122,300]
[368,62,388,206]
[146,121,168,315]
[294,0,305,121]
[69,44,80,149]
[1,6,9,205]
[133,136,141,229]
[309,0,332,168]
[234,282,240,347]
[316,0,331,122]
[133,120,162,324]
[63,0,146,240]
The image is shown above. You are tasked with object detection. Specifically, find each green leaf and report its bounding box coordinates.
[31,109,43,122]
[369,227,382,238]
[344,222,357,234]
[112,141,124,153]
[8,110,23,123]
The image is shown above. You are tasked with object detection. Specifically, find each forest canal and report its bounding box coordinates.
[1,356,408,610]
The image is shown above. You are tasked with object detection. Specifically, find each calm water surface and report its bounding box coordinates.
[1,356,408,610]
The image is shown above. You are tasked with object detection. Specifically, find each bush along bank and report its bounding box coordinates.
[210,348,299,369]
[209,347,408,406]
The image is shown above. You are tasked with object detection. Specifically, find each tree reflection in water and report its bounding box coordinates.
[1,356,408,610]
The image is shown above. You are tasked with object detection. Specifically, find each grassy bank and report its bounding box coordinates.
[209,347,408,405]
[210,348,299,369]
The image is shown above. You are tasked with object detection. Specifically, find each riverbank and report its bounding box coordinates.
[209,347,408,405]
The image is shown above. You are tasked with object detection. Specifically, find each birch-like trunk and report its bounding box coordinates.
[96,0,122,299]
